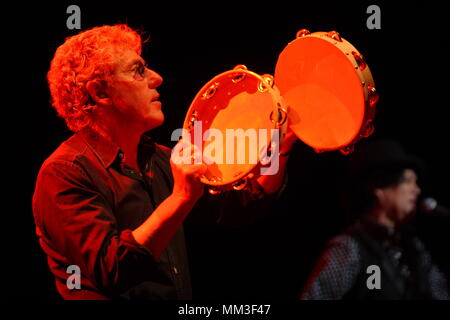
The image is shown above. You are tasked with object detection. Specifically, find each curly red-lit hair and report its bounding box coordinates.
[47,24,142,132]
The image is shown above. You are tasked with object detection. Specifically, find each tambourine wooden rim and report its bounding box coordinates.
[183,65,287,191]
[275,30,379,155]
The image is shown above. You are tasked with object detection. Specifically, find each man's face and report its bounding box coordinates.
[380,169,421,223]
[107,49,164,130]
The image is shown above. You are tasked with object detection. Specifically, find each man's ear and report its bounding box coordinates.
[86,80,112,106]
[373,188,385,203]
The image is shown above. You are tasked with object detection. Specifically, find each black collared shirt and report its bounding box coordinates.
[300,216,449,300]
[32,128,271,300]
[32,128,192,299]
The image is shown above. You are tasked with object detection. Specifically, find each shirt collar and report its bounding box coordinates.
[78,127,156,169]
[79,127,121,168]
[359,215,398,242]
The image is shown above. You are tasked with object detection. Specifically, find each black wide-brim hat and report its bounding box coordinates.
[346,138,426,179]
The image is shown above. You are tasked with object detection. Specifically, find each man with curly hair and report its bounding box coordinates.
[33,24,296,299]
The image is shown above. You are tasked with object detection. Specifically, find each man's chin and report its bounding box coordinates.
[397,209,416,224]
[145,114,165,130]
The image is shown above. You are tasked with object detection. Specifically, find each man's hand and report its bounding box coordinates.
[170,139,207,204]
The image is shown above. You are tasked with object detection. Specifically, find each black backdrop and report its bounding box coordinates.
[7,0,450,299]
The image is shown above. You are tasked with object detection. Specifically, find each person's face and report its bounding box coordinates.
[107,49,164,130]
[377,169,421,223]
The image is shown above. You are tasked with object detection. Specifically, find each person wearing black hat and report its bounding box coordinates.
[300,139,449,300]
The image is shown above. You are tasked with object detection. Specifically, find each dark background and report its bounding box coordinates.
[6,0,449,299]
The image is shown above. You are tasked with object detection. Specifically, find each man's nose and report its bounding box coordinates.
[147,69,163,88]
[414,183,421,196]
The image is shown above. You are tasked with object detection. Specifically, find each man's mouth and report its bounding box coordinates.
[151,94,160,102]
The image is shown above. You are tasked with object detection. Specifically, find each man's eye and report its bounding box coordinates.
[134,63,146,78]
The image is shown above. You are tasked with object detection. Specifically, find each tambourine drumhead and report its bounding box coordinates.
[275,31,376,152]
[183,67,285,188]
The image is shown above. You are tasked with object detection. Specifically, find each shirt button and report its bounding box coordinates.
[173,266,179,274]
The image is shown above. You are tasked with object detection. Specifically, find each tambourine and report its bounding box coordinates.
[183,29,378,192]
[182,65,287,193]
[275,29,379,155]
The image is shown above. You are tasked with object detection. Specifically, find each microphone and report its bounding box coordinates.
[419,197,450,217]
